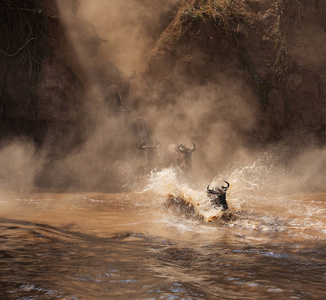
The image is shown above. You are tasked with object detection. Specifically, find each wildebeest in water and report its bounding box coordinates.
[207,181,230,211]
[166,180,231,221]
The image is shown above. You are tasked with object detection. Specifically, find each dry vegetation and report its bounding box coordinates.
[154,0,292,109]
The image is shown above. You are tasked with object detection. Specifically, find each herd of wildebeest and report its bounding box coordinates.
[76,17,230,211]
[102,74,229,213]
[103,76,198,174]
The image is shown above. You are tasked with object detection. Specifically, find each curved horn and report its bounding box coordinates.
[139,141,160,149]
[128,70,137,80]
[176,144,186,153]
[191,143,197,152]
[128,105,135,112]
[139,141,149,149]
[221,181,230,189]
[207,184,214,193]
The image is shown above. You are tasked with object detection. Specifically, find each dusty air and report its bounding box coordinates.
[0,0,326,299]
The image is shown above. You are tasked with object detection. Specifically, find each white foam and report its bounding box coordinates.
[143,168,225,221]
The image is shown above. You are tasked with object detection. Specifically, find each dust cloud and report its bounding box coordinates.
[0,137,43,192]
[0,0,324,195]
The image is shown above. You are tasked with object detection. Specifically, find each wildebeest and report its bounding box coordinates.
[131,118,160,170]
[138,140,161,168]
[175,143,197,172]
[104,84,135,112]
[86,53,137,113]
[165,181,230,221]
[207,181,230,211]
[163,143,197,172]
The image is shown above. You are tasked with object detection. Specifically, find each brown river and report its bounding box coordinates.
[1,166,326,299]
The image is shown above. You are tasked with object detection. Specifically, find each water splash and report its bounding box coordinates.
[209,152,292,210]
[140,153,325,232]
[144,168,226,221]
[142,155,281,221]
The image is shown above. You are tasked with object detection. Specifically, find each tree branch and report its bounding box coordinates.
[0,37,35,57]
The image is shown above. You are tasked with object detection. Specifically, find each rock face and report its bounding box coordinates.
[0,0,134,153]
[2,0,326,148]
[284,2,326,141]
[0,0,85,151]
[148,0,326,145]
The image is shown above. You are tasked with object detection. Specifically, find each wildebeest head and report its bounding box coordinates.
[139,141,161,168]
[175,143,197,172]
[207,181,230,211]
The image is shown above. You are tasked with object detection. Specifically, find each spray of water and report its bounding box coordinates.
[143,168,230,221]
[141,150,307,223]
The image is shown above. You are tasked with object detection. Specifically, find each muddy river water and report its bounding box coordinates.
[1,168,326,299]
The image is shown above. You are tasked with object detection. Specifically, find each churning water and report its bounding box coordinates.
[1,164,326,299]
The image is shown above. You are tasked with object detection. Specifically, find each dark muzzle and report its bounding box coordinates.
[207,181,229,211]
[210,193,228,211]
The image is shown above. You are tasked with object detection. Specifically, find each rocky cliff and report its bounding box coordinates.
[0,0,86,152]
[148,0,326,146]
